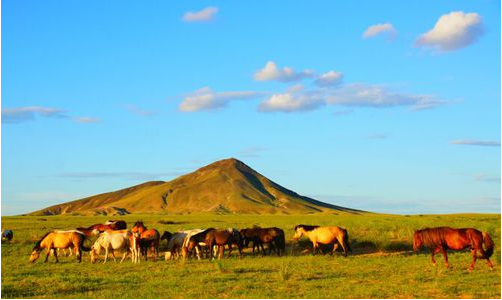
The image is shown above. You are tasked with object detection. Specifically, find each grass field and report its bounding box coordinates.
[1,213,500,298]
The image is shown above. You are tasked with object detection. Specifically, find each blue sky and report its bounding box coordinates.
[2,0,500,215]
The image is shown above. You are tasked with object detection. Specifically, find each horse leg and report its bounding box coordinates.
[227,243,233,258]
[45,249,51,263]
[120,250,127,263]
[111,249,117,263]
[431,247,440,266]
[440,248,449,268]
[331,243,339,256]
[220,245,225,259]
[53,247,59,263]
[75,244,81,263]
[103,248,109,264]
[469,249,478,272]
[312,242,318,256]
[486,258,494,270]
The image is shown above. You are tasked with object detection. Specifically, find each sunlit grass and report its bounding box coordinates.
[1,213,500,298]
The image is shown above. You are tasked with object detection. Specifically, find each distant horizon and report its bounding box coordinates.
[3,157,500,216]
[2,1,500,216]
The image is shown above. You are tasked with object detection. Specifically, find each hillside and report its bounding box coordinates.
[30,158,361,215]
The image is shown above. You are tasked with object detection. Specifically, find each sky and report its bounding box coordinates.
[2,0,500,215]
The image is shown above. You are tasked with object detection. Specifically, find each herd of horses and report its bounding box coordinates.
[21,220,495,272]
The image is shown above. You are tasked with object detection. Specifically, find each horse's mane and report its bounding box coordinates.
[32,231,51,251]
[295,225,319,232]
[415,227,451,248]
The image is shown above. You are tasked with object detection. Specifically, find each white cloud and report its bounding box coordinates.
[416,11,484,51]
[254,61,314,82]
[325,84,445,110]
[367,133,387,140]
[259,90,324,113]
[314,71,343,87]
[179,87,261,112]
[474,174,501,183]
[450,139,500,147]
[258,83,445,113]
[2,106,68,123]
[363,23,397,39]
[183,7,218,22]
[74,117,101,123]
[125,104,156,117]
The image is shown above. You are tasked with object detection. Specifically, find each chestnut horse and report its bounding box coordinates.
[131,221,160,260]
[29,230,90,263]
[413,227,494,272]
[185,228,242,259]
[294,225,351,256]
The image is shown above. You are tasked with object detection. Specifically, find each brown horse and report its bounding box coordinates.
[294,225,351,256]
[29,230,90,263]
[105,220,127,230]
[240,226,285,256]
[131,221,160,260]
[413,227,494,272]
[185,228,242,259]
[87,223,115,232]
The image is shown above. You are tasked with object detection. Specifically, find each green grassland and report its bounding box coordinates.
[1,213,501,298]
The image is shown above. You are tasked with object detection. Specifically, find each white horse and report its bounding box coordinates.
[90,230,131,264]
[164,229,203,260]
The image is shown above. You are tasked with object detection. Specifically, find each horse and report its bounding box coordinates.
[105,220,127,230]
[87,223,115,232]
[186,228,242,259]
[129,232,141,263]
[183,228,215,259]
[240,226,285,256]
[75,227,100,237]
[131,221,160,260]
[2,229,13,241]
[164,229,204,260]
[293,225,351,256]
[90,230,132,264]
[413,227,495,272]
[29,230,90,263]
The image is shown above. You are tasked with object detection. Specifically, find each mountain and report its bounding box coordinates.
[30,158,361,215]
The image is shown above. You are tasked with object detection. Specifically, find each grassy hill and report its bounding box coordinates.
[30,158,361,215]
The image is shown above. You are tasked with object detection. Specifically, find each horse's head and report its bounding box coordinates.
[412,231,423,252]
[29,249,41,263]
[293,225,305,241]
[90,248,98,263]
[132,221,146,233]
[161,231,173,242]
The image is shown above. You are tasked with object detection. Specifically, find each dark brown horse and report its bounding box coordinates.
[413,227,494,272]
[105,220,127,230]
[131,221,160,260]
[185,228,242,259]
[240,226,285,256]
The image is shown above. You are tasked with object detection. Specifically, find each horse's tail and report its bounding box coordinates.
[482,232,494,259]
[343,229,352,253]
